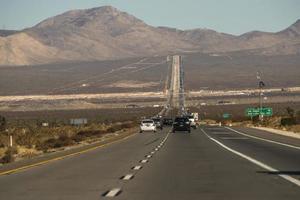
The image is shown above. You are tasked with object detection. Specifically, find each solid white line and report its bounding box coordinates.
[220,137,249,140]
[122,174,134,180]
[132,165,142,170]
[201,129,300,188]
[105,188,122,197]
[225,127,300,150]
[140,159,148,163]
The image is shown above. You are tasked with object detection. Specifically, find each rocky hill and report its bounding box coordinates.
[0,6,299,66]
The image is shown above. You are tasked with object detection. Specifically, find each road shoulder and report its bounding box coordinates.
[0,128,138,176]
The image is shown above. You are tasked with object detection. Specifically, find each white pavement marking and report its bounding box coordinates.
[201,129,300,188]
[220,137,249,140]
[225,127,300,150]
[104,188,122,197]
[140,159,148,163]
[155,148,159,151]
[121,174,134,180]
[151,151,155,154]
[146,155,152,158]
[211,133,231,135]
[132,165,142,170]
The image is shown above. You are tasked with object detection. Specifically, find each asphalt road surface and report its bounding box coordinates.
[0,126,299,200]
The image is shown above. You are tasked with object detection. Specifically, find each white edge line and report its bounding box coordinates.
[201,128,300,188]
[225,127,300,150]
[220,137,249,140]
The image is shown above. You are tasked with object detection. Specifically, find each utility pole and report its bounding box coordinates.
[257,71,265,121]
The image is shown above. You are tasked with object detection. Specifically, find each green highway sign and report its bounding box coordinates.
[222,113,231,119]
[260,107,273,116]
[246,108,260,117]
[246,107,273,117]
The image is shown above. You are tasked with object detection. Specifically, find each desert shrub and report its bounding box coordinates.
[0,115,6,131]
[71,134,85,143]
[296,110,300,124]
[15,128,38,148]
[106,126,119,133]
[77,129,106,137]
[36,135,74,151]
[286,107,295,118]
[1,147,18,163]
[120,122,137,129]
[281,117,296,126]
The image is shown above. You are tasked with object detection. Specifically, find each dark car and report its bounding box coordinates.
[172,117,191,133]
[163,118,173,126]
[152,117,163,130]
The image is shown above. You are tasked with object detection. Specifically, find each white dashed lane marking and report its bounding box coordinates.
[121,174,134,180]
[132,165,142,170]
[140,159,148,163]
[103,188,122,197]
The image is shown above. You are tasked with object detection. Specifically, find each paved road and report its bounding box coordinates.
[1,126,299,200]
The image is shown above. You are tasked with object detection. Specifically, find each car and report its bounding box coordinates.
[187,115,197,129]
[152,117,163,130]
[163,118,173,126]
[172,117,191,133]
[140,119,157,133]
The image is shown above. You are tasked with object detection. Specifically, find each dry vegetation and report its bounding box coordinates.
[0,107,160,164]
[189,102,300,134]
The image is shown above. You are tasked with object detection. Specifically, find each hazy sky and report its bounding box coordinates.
[1,0,300,35]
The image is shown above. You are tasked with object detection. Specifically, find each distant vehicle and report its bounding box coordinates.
[140,119,156,133]
[153,104,160,108]
[187,115,197,129]
[191,112,199,121]
[152,117,163,130]
[163,118,173,126]
[172,117,191,133]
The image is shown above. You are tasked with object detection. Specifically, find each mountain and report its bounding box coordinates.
[0,30,19,37]
[0,6,299,66]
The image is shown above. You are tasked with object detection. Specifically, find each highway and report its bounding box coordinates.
[0,55,300,199]
[0,127,299,199]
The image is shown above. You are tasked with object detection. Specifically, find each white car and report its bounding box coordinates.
[140,119,157,133]
[187,115,197,129]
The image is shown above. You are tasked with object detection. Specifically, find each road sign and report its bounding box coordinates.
[246,108,273,117]
[222,113,231,119]
[260,107,273,116]
[246,108,260,117]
